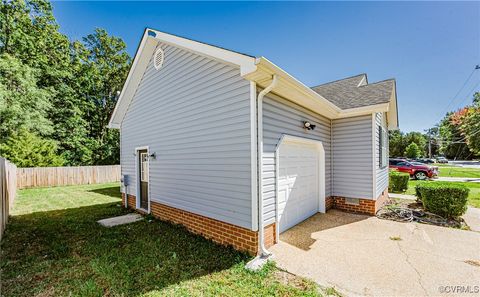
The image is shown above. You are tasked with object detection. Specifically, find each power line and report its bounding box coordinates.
[456,79,480,107]
[434,65,480,123]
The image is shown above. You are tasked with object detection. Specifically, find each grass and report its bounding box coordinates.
[406,180,480,208]
[11,183,121,216]
[1,183,331,297]
[436,165,480,178]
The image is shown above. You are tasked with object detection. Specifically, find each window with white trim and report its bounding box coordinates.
[379,126,388,168]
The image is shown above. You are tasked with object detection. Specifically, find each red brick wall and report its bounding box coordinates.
[121,193,136,209]
[122,191,387,254]
[264,223,276,248]
[331,189,388,215]
[325,196,334,210]
[122,195,277,255]
[375,189,388,211]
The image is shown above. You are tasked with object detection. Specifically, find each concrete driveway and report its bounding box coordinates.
[270,210,480,296]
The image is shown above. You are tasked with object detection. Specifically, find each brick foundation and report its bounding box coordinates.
[328,189,389,215]
[122,194,274,255]
[122,193,136,209]
[122,190,387,254]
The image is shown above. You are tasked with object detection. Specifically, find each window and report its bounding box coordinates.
[379,126,388,168]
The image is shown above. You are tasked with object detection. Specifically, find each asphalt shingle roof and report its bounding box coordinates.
[311,74,395,110]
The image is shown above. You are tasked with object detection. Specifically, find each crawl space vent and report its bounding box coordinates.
[153,48,164,70]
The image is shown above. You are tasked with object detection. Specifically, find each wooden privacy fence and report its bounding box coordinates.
[0,157,17,240]
[16,165,121,189]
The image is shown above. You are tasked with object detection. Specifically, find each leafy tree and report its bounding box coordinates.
[0,130,64,167]
[73,28,130,165]
[388,130,404,157]
[462,92,480,154]
[0,0,91,166]
[0,53,52,140]
[405,142,421,159]
[389,130,429,157]
[0,0,131,166]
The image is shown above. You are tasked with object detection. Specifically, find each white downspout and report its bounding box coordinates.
[257,74,278,257]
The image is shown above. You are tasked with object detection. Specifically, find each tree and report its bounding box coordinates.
[0,53,53,140]
[0,130,64,167]
[0,0,132,166]
[389,130,404,157]
[405,142,421,159]
[461,92,480,156]
[389,130,429,157]
[73,28,130,165]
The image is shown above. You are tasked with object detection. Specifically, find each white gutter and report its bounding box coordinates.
[257,74,278,257]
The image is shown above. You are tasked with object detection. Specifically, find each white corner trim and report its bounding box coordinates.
[371,113,377,200]
[250,81,258,231]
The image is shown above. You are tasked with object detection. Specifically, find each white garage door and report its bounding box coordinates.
[278,139,320,233]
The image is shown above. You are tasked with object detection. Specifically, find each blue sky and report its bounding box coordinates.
[52,1,479,133]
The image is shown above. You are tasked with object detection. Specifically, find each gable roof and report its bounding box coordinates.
[312,74,396,109]
[109,28,398,129]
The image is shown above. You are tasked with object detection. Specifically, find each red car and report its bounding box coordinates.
[389,159,438,180]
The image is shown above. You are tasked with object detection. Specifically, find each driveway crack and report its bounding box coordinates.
[397,241,428,295]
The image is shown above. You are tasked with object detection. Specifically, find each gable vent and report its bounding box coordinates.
[153,48,164,70]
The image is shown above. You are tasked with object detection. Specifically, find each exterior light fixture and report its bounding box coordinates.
[149,152,156,160]
[303,121,316,130]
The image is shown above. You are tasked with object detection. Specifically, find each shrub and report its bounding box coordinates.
[389,171,410,193]
[415,182,469,218]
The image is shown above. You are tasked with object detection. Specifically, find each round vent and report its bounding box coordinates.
[153,48,164,70]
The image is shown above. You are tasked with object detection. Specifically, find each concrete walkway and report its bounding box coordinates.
[436,177,480,183]
[271,210,480,297]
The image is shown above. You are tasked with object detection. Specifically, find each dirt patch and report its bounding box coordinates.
[377,198,468,229]
[273,269,342,296]
[464,260,480,267]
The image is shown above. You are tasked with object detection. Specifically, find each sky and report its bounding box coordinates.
[51,1,480,133]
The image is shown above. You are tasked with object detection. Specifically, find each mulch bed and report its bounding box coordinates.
[376,198,468,229]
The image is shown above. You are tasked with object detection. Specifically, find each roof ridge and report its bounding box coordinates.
[358,78,395,88]
[311,73,367,89]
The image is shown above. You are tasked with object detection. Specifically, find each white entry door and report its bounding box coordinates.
[278,139,320,233]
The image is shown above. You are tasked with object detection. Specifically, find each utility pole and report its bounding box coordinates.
[428,137,432,158]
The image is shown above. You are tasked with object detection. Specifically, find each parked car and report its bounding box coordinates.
[436,157,448,164]
[416,158,435,164]
[389,159,439,180]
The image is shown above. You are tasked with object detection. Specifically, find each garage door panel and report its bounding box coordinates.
[279,140,320,233]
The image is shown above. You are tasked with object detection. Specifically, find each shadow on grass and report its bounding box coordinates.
[1,202,249,297]
[88,186,122,198]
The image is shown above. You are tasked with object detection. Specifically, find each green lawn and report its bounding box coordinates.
[1,183,332,297]
[435,165,480,178]
[406,180,480,208]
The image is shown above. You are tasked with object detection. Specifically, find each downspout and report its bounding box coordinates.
[257,74,278,257]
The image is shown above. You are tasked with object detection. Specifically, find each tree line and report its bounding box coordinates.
[390,92,480,160]
[0,0,130,167]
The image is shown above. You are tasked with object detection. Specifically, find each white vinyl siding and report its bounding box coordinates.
[121,42,252,229]
[332,115,373,199]
[262,93,332,225]
[375,112,389,198]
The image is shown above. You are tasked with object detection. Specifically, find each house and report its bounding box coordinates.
[108,28,398,256]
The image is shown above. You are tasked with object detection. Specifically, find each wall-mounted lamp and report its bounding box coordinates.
[303,121,316,131]
[149,152,156,160]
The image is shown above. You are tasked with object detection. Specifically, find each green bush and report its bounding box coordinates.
[415,182,469,218]
[389,171,410,193]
